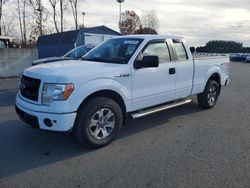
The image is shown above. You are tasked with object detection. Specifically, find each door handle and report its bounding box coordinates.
[114,73,130,78]
[169,68,176,75]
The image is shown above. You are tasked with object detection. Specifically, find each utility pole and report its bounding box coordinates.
[82,12,85,28]
[36,0,43,36]
[116,0,124,29]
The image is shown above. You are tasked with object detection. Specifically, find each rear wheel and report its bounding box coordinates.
[197,80,219,109]
[74,97,123,148]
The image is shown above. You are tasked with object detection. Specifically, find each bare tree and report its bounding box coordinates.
[17,0,23,41]
[1,16,15,36]
[22,0,27,44]
[69,0,84,30]
[17,0,27,45]
[141,10,159,32]
[48,0,59,33]
[59,0,67,32]
[0,0,8,35]
[48,0,68,32]
[28,0,47,36]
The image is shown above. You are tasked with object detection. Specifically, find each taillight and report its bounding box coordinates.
[226,62,230,69]
[222,62,230,69]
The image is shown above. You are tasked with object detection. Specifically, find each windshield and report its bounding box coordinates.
[83,38,143,64]
[64,46,94,58]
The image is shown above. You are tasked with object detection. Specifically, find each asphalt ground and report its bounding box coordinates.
[0,77,19,91]
[0,61,250,188]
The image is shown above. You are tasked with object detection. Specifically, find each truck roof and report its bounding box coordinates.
[114,34,184,41]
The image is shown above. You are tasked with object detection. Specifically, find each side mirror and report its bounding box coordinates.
[134,55,159,69]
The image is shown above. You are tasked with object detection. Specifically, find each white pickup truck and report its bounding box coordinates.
[16,35,230,148]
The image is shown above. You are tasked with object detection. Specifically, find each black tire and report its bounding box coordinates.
[197,80,220,109]
[74,97,123,148]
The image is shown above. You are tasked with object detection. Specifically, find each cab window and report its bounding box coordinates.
[172,40,188,61]
[137,41,171,64]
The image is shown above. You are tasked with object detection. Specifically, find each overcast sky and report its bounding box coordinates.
[66,0,250,47]
[3,0,250,46]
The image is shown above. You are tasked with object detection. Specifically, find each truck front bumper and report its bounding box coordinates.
[16,97,77,132]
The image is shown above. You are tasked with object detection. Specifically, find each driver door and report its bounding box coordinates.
[131,40,176,110]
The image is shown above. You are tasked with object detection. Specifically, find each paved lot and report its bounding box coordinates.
[0,62,250,188]
[0,77,19,91]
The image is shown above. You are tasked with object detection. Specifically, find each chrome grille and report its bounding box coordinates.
[20,75,41,101]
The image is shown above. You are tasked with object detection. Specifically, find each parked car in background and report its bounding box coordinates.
[0,36,15,48]
[229,54,246,62]
[245,55,250,63]
[32,45,95,66]
[0,41,6,48]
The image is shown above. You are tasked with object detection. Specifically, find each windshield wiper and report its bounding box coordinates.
[82,57,106,62]
[81,57,126,64]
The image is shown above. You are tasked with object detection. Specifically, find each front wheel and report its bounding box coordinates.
[197,80,220,109]
[74,97,123,148]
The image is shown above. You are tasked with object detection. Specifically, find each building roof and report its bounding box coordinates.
[36,30,82,46]
[36,25,121,46]
[84,25,121,36]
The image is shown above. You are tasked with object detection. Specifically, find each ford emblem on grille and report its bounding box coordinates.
[20,82,26,90]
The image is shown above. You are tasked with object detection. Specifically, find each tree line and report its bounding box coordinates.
[195,40,250,53]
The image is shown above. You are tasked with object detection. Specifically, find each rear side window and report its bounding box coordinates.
[137,42,171,64]
[172,40,188,61]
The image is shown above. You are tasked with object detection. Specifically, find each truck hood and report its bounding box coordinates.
[23,60,130,83]
[32,57,73,65]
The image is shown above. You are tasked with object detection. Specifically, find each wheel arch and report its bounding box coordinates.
[207,72,221,94]
[77,90,127,121]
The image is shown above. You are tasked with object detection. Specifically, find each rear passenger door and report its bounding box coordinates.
[172,39,194,99]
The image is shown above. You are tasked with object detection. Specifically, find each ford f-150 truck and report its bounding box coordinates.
[16,35,230,148]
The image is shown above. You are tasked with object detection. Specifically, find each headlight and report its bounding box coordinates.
[42,83,74,106]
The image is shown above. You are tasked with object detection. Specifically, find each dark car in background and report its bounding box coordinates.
[32,45,95,66]
[245,55,250,63]
[229,54,247,62]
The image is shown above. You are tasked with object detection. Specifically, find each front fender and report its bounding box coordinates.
[73,77,132,111]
